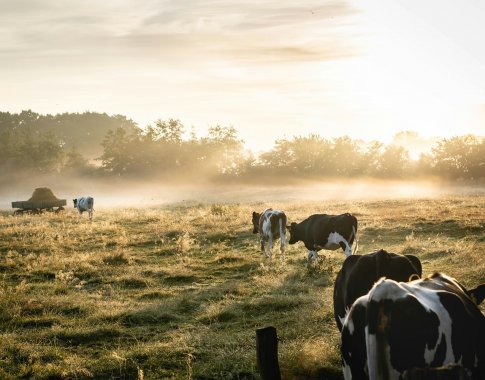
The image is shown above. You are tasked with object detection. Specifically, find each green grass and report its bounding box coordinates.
[0,196,484,379]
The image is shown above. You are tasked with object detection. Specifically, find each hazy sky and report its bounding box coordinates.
[2,0,485,150]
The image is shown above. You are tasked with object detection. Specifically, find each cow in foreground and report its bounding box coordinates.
[287,213,357,266]
[73,196,94,220]
[252,209,287,260]
[341,273,485,380]
[333,249,422,331]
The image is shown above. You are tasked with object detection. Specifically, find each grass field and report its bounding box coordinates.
[1,195,484,379]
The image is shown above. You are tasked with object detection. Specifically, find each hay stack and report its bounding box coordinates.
[28,187,61,202]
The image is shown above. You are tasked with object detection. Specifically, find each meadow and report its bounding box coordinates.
[0,195,484,379]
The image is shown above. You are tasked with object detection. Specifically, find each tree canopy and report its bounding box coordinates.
[1,110,484,182]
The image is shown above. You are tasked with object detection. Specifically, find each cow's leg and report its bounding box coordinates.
[306,250,312,267]
[260,237,267,257]
[279,219,286,261]
[279,239,285,261]
[88,210,93,220]
[306,250,317,267]
[268,233,273,259]
[339,240,352,257]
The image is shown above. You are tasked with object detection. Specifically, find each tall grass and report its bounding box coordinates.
[0,196,484,379]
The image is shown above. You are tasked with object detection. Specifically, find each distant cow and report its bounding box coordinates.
[252,209,287,259]
[333,249,422,331]
[341,273,485,380]
[73,196,94,220]
[287,213,357,266]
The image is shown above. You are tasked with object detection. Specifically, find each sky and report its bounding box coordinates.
[1,0,485,151]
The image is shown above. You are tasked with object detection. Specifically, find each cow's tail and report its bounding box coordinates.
[350,224,358,255]
[279,216,286,249]
[366,281,393,380]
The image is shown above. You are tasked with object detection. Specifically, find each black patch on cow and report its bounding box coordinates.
[288,213,357,250]
[252,212,260,234]
[366,296,440,374]
[341,302,368,380]
[342,273,485,379]
[430,333,447,367]
[437,290,485,375]
[333,249,422,331]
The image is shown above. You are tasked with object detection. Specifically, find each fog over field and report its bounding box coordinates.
[1,176,484,212]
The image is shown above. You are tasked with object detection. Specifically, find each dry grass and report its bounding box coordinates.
[0,196,484,379]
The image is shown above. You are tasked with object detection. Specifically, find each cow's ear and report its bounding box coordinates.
[252,211,257,217]
[405,255,422,277]
[469,284,485,305]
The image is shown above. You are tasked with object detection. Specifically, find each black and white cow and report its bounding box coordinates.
[333,249,422,331]
[287,213,357,266]
[73,196,94,220]
[341,273,485,380]
[252,209,287,260]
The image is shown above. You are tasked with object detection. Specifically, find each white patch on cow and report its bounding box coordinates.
[366,326,401,380]
[259,209,286,260]
[279,218,286,259]
[342,362,353,380]
[346,314,355,335]
[75,196,94,220]
[339,305,352,331]
[323,232,352,257]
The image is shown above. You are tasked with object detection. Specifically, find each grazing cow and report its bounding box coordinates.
[333,249,422,331]
[287,213,357,266]
[73,196,94,220]
[341,273,485,380]
[252,209,287,259]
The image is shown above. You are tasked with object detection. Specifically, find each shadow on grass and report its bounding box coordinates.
[53,326,123,346]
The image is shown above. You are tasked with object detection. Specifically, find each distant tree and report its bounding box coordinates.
[332,136,363,176]
[259,138,294,172]
[62,146,93,175]
[15,129,64,172]
[205,125,245,174]
[99,127,135,175]
[431,135,484,179]
[362,141,384,176]
[151,118,184,144]
[376,145,410,178]
[0,110,139,158]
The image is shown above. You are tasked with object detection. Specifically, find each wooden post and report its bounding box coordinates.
[256,326,281,380]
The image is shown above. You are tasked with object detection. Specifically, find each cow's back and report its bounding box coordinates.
[77,196,94,211]
[341,274,485,379]
[259,209,286,239]
[334,249,422,331]
[303,214,333,244]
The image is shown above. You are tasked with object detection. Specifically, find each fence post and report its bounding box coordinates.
[256,326,281,380]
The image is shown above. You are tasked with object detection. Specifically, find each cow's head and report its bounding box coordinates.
[252,212,260,233]
[287,222,299,244]
[73,199,78,207]
[469,284,485,305]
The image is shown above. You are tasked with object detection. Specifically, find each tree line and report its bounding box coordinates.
[1,110,484,181]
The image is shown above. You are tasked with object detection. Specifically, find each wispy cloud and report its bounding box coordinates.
[0,0,357,66]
